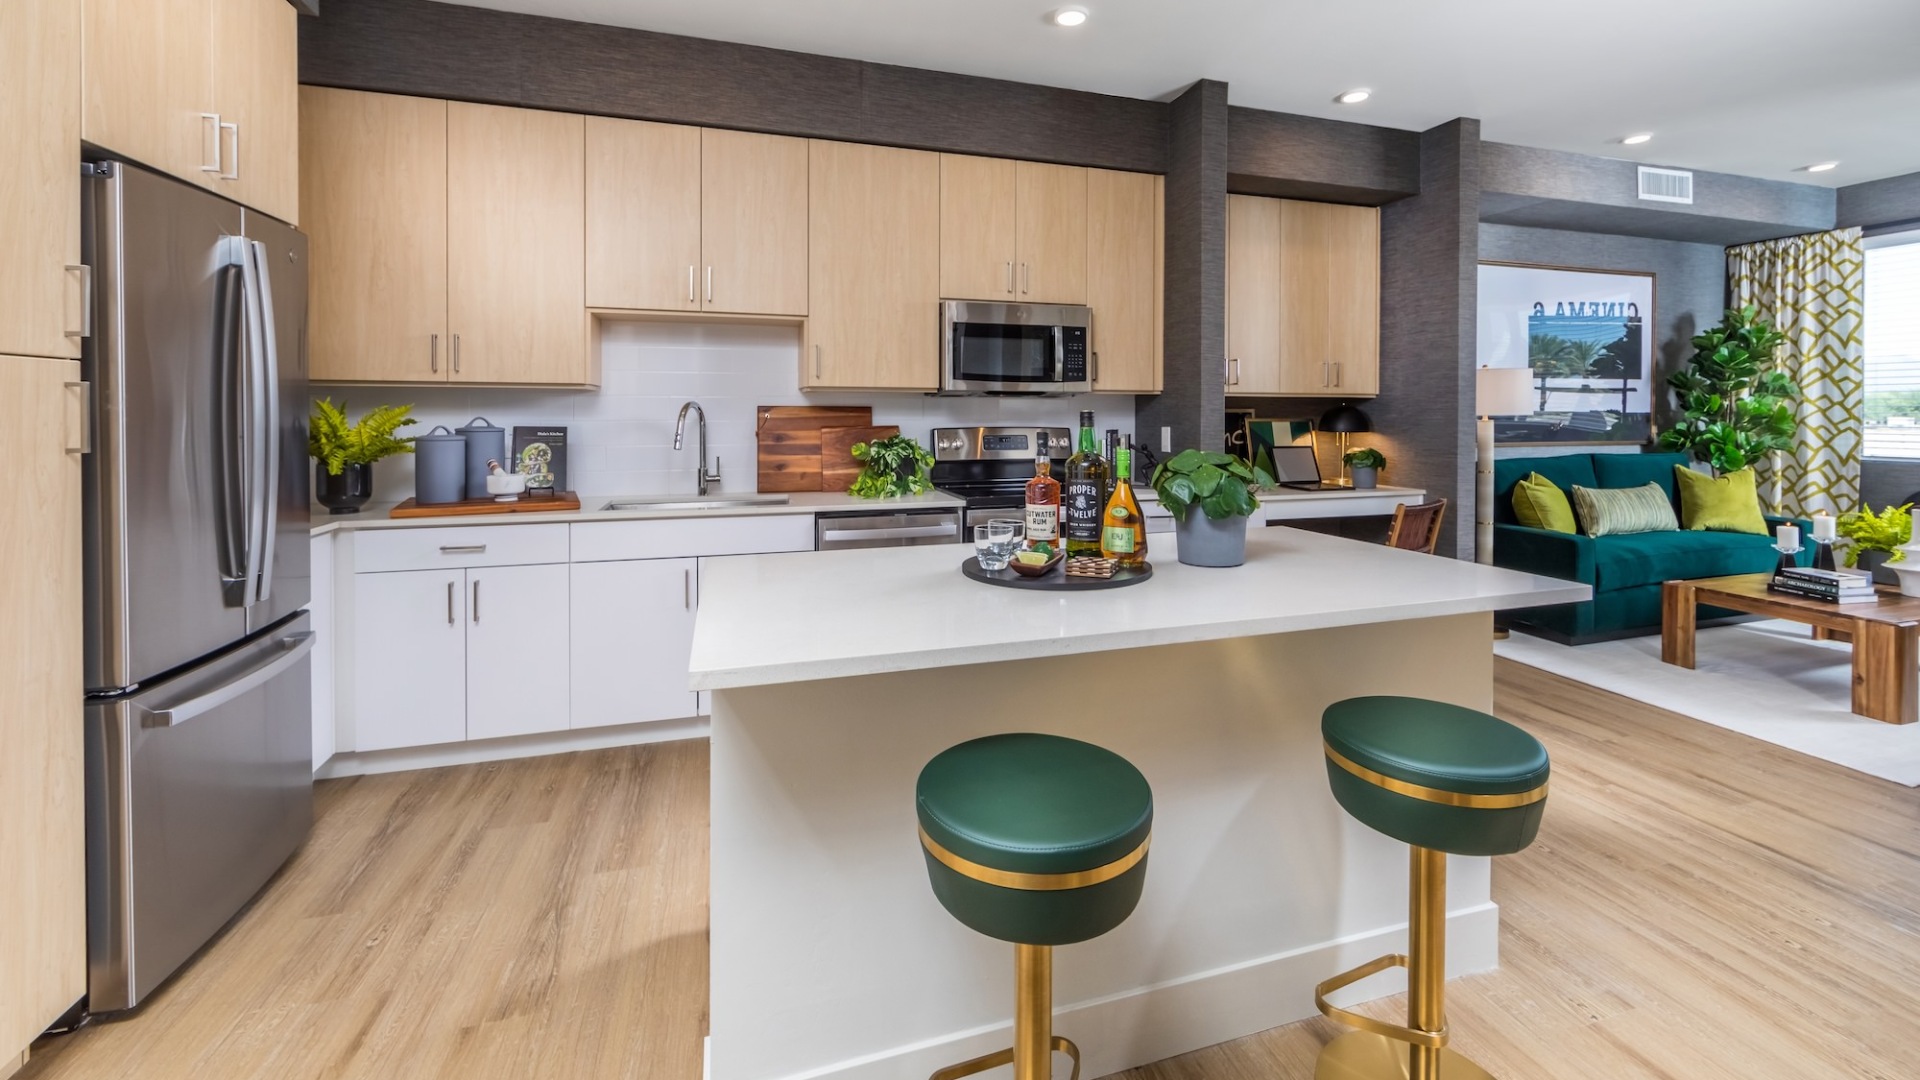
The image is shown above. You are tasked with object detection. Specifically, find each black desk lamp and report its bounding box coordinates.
[1317,404,1373,486]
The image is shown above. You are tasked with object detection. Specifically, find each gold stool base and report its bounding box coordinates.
[1316,1031,1495,1080]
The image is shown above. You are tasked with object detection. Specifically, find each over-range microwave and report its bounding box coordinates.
[939,300,1092,395]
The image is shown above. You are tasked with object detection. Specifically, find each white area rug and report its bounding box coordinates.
[1496,619,1920,786]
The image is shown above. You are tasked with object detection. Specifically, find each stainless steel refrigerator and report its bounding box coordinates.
[80,159,313,1012]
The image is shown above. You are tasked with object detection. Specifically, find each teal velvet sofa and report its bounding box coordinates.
[1492,452,1810,644]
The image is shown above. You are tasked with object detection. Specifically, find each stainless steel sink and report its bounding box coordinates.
[600,493,793,512]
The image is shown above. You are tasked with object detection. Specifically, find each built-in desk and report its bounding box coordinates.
[1137,484,1428,533]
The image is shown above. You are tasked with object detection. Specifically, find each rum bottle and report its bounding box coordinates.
[1062,410,1110,557]
[1101,440,1148,568]
[1024,431,1061,553]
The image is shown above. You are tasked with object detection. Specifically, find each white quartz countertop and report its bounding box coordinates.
[308,489,963,536]
[688,527,1590,690]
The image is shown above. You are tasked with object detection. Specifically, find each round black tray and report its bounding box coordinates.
[961,556,1153,591]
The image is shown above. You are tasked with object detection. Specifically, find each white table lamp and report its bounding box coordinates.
[1475,366,1535,565]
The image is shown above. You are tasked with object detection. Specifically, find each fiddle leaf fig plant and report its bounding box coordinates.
[1151,449,1275,521]
[848,434,935,498]
[308,399,417,476]
[1837,503,1913,567]
[1657,305,1798,473]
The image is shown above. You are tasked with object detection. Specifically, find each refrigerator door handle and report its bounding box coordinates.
[214,256,250,597]
[248,239,281,605]
[135,632,315,728]
[238,240,270,608]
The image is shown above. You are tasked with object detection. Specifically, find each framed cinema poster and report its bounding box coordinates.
[1477,262,1656,446]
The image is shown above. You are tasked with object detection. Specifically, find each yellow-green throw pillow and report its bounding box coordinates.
[1571,482,1680,537]
[1512,472,1576,534]
[1673,465,1768,534]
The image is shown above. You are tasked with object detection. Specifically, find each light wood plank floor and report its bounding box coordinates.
[25,661,1920,1079]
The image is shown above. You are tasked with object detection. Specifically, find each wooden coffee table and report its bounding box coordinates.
[1661,574,1920,725]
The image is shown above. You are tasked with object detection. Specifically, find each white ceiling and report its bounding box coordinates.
[444,0,1920,187]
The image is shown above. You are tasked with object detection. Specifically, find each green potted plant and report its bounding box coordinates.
[848,434,935,498]
[1343,447,1386,490]
[1657,305,1797,473]
[1837,504,1912,585]
[1151,449,1275,567]
[308,399,417,514]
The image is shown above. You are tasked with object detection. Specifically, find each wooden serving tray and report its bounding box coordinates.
[961,556,1153,591]
[389,491,582,518]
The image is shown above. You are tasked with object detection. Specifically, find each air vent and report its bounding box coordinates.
[1637,166,1694,204]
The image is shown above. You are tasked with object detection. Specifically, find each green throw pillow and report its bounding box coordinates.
[1512,472,1577,534]
[1673,465,1768,534]
[1570,482,1680,538]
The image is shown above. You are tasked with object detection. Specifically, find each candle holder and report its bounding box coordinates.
[1812,538,1838,572]
[1773,543,1803,577]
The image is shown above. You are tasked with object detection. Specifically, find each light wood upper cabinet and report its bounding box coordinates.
[302,88,450,384]
[210,0,299,224]
[1087,169,1162,393]
[0,356,86,1062]
[586,118,702,312]
[1016,161,1088,305]
[1227,194,1283,394]
[1227,194,1380,397]
[806,140,940,391]
[701,130,808,316]
[447,102,590,386]
[83,0,215,188]
[0,0,83,360]
[940,155,1018,300]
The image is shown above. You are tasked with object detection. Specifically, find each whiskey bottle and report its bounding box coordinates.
[1062,411,1110,557]
[1024,431,1061,552]
[1101,439,1148,568]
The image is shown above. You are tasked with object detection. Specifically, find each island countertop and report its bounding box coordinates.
[689,527,1589,690]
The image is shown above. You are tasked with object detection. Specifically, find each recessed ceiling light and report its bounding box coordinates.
[1803,161,1840,173]
[1621,133,1653,146]
[1334,89,1371,105]
[1048,6,1089,27]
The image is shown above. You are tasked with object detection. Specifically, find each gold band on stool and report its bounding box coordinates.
[1313,848,1495,1080]
[928,944,1081,1080]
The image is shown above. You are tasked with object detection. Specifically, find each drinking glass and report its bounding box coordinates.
[977,521,1016,570]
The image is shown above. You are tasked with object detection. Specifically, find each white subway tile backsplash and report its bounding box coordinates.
[315,320,1136,501]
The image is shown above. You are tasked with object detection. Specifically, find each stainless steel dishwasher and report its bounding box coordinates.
[815,507,965,550]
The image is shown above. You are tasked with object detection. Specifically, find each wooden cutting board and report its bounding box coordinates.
[389,492,582,518]
[820,425,900,493]
[755,406,872,492]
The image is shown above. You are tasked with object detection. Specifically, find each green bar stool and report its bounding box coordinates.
[1314,696,1550,1080]
[916,733,1153,1080]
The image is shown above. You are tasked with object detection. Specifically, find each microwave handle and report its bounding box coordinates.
[1054,325,1066,380]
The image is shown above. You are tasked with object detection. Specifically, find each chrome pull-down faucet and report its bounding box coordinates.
[673,401,723,496]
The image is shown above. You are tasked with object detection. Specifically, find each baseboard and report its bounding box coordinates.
[315,716,711,778]
[755,903,1499,1080]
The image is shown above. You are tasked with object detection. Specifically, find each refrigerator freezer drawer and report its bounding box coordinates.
[86,613,314,1011]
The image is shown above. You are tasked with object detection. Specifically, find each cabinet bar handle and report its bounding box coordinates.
[1322,361,1330,386]
[64,381,92,454]
[684,568,691,610]
[220,121,239,180]
[472,580,480,623]
[1333,362,1342,387]
[1091,350,1099,384]
[447,581,455,625]
[66,264,93,340]
[706,266,713,304]
[813,344,822,379]
[1022,262,1030,295]
[1006,261,1014,294]
[689,265,696,303]
[430,333,439,373]
[452,333,460,374]
[199,113,221,173]
[439,544,486,554]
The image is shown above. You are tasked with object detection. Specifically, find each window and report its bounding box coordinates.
[1864,230,1920,458]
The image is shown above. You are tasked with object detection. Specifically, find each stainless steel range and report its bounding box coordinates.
[929,426,1072,532]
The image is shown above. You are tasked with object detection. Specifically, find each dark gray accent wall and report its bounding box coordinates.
[1838,171,1920,230]
[1478,224,1725,431]
[1226,107,1419,205]
[1370,120,1482,558]
[299,0,1168,171]
[1480,142,1835,245]
[1138,81,1229,459]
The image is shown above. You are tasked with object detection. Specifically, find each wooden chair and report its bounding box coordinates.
[1387,499,1447,555]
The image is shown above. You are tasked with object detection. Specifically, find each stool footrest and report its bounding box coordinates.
[1313,953,1449,1050]
[929,1036,1080,1080]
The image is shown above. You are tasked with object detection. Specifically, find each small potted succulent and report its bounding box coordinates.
[308,399,417,514]
[1344,447,1387,489]
[1837,503,1912,585]
[1151,449,1275,568]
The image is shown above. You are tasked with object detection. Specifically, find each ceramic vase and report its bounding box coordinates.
[1349,465,1378,490]
[316,462,374,514]
[1173,507,1249,567]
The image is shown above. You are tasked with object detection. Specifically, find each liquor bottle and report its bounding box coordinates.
[1104,429,1121,500]
[1102,439,1148,568]
[1062,411,1111,557]
[1024,430,1061,553]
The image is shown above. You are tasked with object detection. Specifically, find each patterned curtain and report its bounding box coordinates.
[1727,228,1865,519]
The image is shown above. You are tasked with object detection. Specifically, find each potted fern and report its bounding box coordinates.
[1838,504,1912,585]
[308,399,417,514]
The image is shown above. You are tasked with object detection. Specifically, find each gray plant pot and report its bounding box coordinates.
[1856,549,1901,586]
[1173,507,1250,567]
[1349,465,1378,490]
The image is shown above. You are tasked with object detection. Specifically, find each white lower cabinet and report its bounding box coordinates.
[467,563,571,740]
[354,569,468,752]
[570,558,699,729]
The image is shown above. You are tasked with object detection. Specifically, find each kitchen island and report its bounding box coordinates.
[689,528,1588,1080]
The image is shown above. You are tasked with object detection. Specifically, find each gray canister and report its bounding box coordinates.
[414,425,468,504]
[456,416,507,499]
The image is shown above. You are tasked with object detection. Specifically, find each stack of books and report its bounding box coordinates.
[1769,566,1879,603]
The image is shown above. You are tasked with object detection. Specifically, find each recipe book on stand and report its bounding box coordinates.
[1769,566,1879,603]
